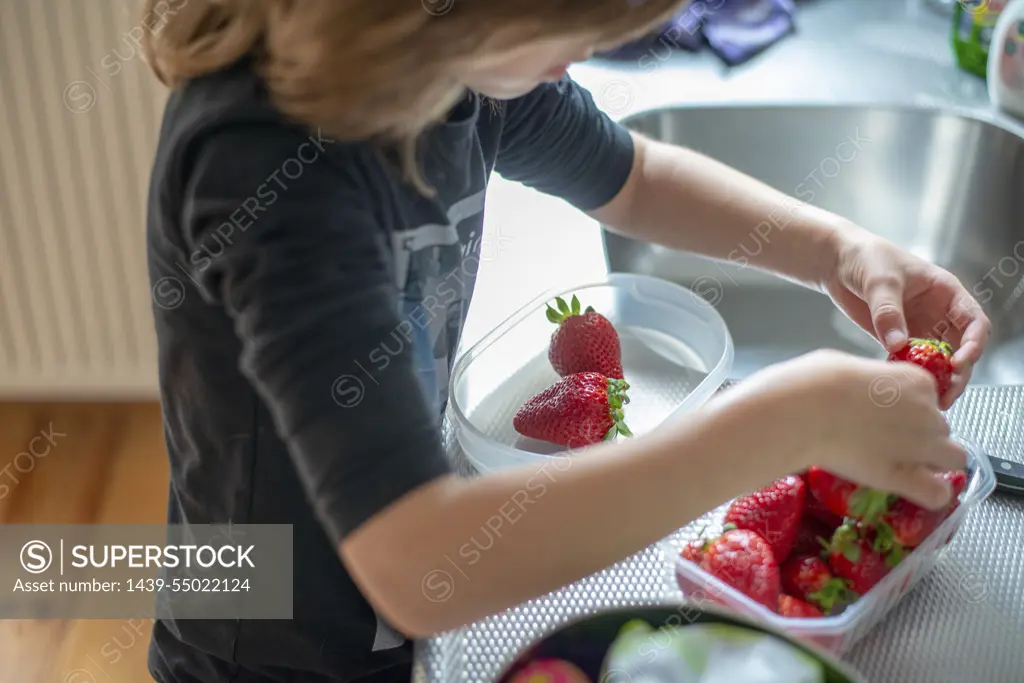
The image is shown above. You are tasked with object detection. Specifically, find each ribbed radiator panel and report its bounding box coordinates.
[0,1,167,398]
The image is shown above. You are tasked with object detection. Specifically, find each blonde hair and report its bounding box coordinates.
[142,0,682,188]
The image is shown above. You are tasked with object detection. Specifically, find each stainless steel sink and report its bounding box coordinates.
[604,105,1024,385]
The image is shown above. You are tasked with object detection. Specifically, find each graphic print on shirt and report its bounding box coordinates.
[389,190,486,419]
[362,191,485,653]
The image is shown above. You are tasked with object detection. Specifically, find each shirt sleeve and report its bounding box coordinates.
[494,75,636,212]
[179,122,452,543]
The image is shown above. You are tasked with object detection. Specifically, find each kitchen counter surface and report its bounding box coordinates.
[424,1,1024,681]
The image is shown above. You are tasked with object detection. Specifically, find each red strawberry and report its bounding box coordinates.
[873,469,969,552]
[699,525,781,611]
[945,469,969,498]
[827,522,894,595]
[887,337,954,398]
[724,475,806,562]
[546,295,624,379]
[801,469,843,528]
[681,539,705,564]
[803,495,845,534]
[680,524,712,564]
[778,594,825,618]
[872,498,938,553]
[780,554,856,615]
[807,467,891,523]
[791,515,836,558]
[513,373,632,448]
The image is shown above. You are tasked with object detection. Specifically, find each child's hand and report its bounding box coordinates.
[730,349,966,511]
[823,229,991,409]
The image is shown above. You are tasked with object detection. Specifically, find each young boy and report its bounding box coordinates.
[142,1,989,681]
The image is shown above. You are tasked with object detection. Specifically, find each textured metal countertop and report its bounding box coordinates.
[414,386,1024,683]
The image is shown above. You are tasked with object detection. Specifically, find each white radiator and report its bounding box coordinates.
[0,1,168,399]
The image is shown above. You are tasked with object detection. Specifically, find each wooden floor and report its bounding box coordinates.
[0,402,169,683]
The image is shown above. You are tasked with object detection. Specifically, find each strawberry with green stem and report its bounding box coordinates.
[546,295,624,380]
[781,553,856,615]
[791,514,838,558]
[513,372,632,448]
[807,467,892,524]
[827,521,896,595]
[872,469,969,556]
[887,337,955,398]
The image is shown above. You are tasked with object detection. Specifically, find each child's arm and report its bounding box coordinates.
[586,132,991,406]
[493,77,988,398]
[343,351,963,639]
[342,383,800,637]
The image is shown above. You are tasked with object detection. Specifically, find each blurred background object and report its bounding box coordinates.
[988,0,1024,119]
[0,2,170,681]
[952,0,1011,78]
[0,402,168,683]
[924,0,960,15]
[0,0,166,402]
[596,0,797,66]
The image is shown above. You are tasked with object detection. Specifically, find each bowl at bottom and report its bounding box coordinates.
[666,434,996,656]
[493,604,869,683]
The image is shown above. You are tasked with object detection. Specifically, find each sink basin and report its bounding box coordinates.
[603,105,1024,385]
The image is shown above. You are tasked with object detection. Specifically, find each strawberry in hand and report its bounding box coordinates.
[513,372,632,448]
[888,338,955,399]
[724,475,806,563]
[822,228,991,409]
[546,295,624,379]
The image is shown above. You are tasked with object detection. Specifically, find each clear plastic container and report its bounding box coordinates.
[450,273,734,473]
[666,434,997,656]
